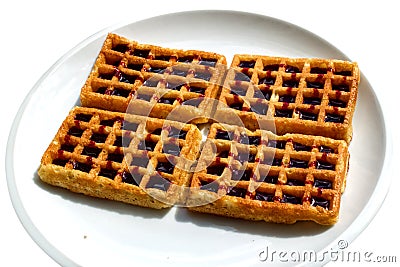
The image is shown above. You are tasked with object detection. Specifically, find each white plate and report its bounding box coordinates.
[6,10,390,267]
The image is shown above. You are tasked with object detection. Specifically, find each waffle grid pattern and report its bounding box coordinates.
[217,55,359,142]
[188,123,349,225]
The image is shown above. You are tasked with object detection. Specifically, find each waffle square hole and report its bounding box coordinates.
[147,65,166,74]
[143,79,160,87]
[278,94,296,103]
[182,97,203,107]
[274,108,293,118]
[194,71,212,81]
[122,122,139,132]
[168,127,187,139]
[325,113,344,123]
[145,175,171,191]
[177,56,194,63]
[310,67,328,74]
[166,81,182,90]
[258,76,276,86]
[281,193,302,204]
[293,142,312,152]
[68,126,84,137]
[90,133,108,143]
[303,97,322,105]
[127,63,143,71]
[52,158,69,167]
[158,97,176,105]
[298,110,319,121]
[82,146,102,158]
[107,152,124,163]
[231,169,253,181]
[112,44,129,53]
[282,78,299,88]
[121,170,142,186]
[227,187,247,198]
[199,58,217,67]
[235,150,256,163]
[289,157,310,169]
[230,84,247,96]
[171,69,188,77]
[118,73,138,84]
[250,101,268,115]
[111,87,131,98]
[332,82,350,92]
[311,197,330,209]
[130,156,149,168]
[162,143,181,156]
[215,129,234,140]
[316,160,335,170]
[234,71,251,82]
[98,71,114,80]
[306,79,325,89]
[200,180,219,193]
[313,178,332,189]
[156,161,175,174]
[60,143,75,152]
[263,64,280,71]
[255,191,274,202]
[188,85,206,94]
[100,118,118,127]
[74,113,92,122]
[329,98,347,108]
[267,140,286,149]
[254,88,272,100]
[132,49,150,58]
[136,93,153,102]
[99,168,118,180]
[238,60,256,68]
[114,135,132,147]
[154,55,171,61]
[228,100,244,111]
[138,139,157,152]
[206,163,226,176]
[72,161,92,173]
[319,145,335,153]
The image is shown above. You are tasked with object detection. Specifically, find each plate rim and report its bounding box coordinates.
[5,9,392,267]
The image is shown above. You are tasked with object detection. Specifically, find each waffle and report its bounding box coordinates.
[80,33,227,124]
[38,107,202,208]
[187,123,349,225]
[215,55,359,143]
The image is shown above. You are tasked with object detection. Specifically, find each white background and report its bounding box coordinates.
[1,0,399,266]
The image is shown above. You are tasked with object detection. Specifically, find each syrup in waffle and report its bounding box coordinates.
[187,123,349,225]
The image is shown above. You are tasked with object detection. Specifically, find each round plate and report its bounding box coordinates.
[6,10,390,267]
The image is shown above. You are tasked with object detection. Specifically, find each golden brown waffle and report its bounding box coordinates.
[187,123,349,225]
[38,107,202,208]
[80,33,226,123]
[215,55,359,143]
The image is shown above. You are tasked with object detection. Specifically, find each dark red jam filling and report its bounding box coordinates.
[100,119,116,127]
[335,70,352,76]
[163,143,181,156]
[255,192,274,202]
[289,158,309,168]
[130,156,149,168]
[99,168,118,179]
[151,128,162,135]
[313,179,332,189]
[279,95,295,103]
[264,175,278,184]
[285,65,300,73]
[145,176,171,191]
[229,101,243,110]
[96,87,108,94]
[168,127,187,139]
[215,130,233,140]
[119,73,138,84]
[258,77,276,86]
[177,56,194,63]
[68,127,84,137]
[298,111,318,121]
[165,81,181,90]
[107,153,124,163]
[194,71,212,81]
[217,150,229,158]
[52,158,69,167]
[275,109,293,118]
[121,170,142,186]
[293,142,312,151]
[112,44,129,53]
[138,140,157,151]
[238,61,256,68]
[329,99,347,108]
[143,79,159,87]
[158,97,175,105]
[287,179,305,186]
[127,63,143,71]
[136,94,152,102]
[232,169,252,181]
[303,97,321,105]
[98,72,114,80]
[282,80,299,88]
[310,67,327,74]
[230,85,247,96]
[90,133,108,143]
[267,140,286,149]
[263,64,280,71]
[248,135,261,146]
[200,180,219,193]
[60,143,75,152]
[122,122,139,132]
[251,102,268,115]
[325,113,344,123]
[74,113,92,122]
[207,164,226,176]
[281,194,301,204]
[188,86,206,94]
[156,161,175,174]
[319,146,334,153]
[82,146,102,158]
[227,187,247,198]
[234,72,251,82]
[171,69,187,77]
[316,160,335,170]
[147,66,166,74]
[132,49,150,58]
[307,81,324,89]
[111,88,131,98]
[332,83,349,92]
[311,197,330,209]
[72,161,92,173]
[199,59,217,67]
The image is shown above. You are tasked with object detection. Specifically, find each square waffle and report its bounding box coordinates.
[187,123,349,225]
[80,33,227,124]
[215,55,360,143]
[38,107,202,208]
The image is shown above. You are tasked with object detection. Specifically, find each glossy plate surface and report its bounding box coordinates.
[6,11,389,267]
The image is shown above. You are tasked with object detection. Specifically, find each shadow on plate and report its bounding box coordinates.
[33,171,169,219]
[174,207,330,238]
